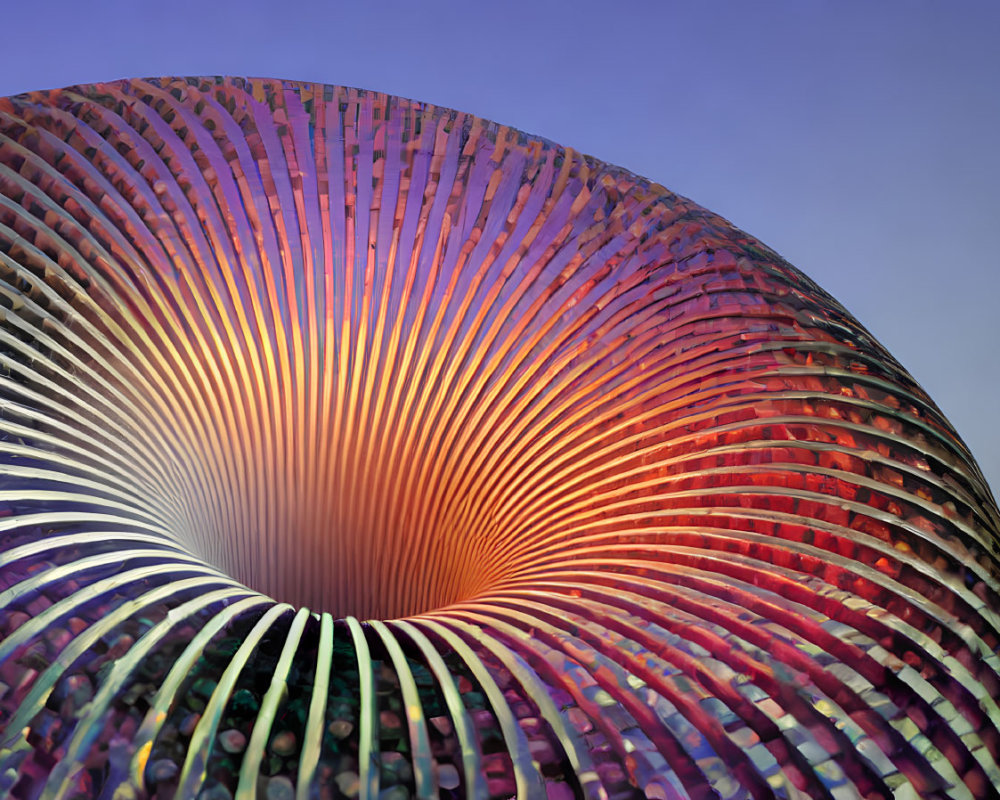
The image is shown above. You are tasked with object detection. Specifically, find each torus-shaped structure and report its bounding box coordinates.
[1,77,999,800]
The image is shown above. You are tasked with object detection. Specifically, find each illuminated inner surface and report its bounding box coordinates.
[1,77,999,800]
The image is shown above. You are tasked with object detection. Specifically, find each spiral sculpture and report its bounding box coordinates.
[0,76,998,800]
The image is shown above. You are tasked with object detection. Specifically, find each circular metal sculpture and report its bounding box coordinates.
[0,77,998,800]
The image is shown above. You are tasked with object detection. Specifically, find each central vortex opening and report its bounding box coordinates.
[167,427,505,618]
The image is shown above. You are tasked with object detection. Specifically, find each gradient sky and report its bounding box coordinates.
[2,0,997,493]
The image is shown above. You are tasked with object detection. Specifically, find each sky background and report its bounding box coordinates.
[1,0,997,494]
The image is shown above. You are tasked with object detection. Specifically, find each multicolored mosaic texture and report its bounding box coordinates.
[0,77,999,800]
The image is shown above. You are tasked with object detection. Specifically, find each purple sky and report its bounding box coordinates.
[2,0,997,494]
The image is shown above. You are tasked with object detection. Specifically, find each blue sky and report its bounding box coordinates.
[2,0,997,493]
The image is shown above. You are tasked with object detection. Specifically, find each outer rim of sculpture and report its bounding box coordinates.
[0,76,998,800]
